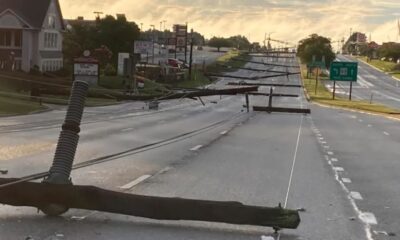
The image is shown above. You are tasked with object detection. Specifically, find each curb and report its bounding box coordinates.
[311,101,400,122]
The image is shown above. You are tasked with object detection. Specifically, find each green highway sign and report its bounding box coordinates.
[307,61,325,69]
[330,61,358,82]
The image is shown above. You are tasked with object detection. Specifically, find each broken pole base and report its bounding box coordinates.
[253,106,311,114]
[0,178,300,229]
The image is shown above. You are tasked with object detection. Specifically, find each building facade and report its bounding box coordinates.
[0,0,64,72]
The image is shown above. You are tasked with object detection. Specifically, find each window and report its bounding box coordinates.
[0,30,12,47]
[48,16,56,29]
[5,31,11,46]
[14,31,22,47]
[44,32,58,48]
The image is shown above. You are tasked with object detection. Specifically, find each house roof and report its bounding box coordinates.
[0,0,64,29]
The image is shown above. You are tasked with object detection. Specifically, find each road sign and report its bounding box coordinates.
[330,61,358,81]
[307,61,325,68]
[74,55,99,85]
[134,41,152,54]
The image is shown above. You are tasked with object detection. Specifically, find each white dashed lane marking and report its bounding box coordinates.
[119,175,152,190]
[333,167,344,172]
[331,158,338,162]
[350,191,364,200]
[220,130,228,135]
[383,131,390,136]
[342,178,352,183]
[327,151,334,155]
[360,212,378,225]
[190,145,203,151]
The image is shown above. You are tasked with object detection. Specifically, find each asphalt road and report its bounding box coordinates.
[0,54,398,240]
[324,54,400,110]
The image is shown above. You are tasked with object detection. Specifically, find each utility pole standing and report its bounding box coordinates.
[189,29,194,80]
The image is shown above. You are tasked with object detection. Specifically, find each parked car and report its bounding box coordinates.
[167,58,189,69]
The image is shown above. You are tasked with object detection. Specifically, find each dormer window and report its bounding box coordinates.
[48,16,55,29]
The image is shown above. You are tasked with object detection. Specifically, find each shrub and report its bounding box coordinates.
[104,64,117,76]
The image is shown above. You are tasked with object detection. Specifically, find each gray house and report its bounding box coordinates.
[0,0,64,72]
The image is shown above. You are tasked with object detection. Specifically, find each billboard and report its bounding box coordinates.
[134,41,153,54]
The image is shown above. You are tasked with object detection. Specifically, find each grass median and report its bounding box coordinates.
[300,63,400,115]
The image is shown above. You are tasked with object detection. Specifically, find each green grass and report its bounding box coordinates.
[100,75,170,95]
[175,69,211,88]
[0,95,46,116]
[356,56,396,72]
[393,73,400,80]
[300,63,400,114]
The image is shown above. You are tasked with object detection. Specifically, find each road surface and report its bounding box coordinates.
[0,54,398,240]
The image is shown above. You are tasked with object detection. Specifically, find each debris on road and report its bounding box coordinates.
[0,177,301,229]
[0,169,8,175]
[296,207,306,212]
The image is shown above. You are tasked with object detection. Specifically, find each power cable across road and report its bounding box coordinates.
[0,111,247,189]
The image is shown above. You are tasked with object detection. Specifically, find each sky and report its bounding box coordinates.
[60,0,400,48]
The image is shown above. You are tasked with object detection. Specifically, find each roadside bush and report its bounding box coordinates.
[104,64,117,76]
[392,64,400,72]
[52,67,72,77]
[29,65,41,76]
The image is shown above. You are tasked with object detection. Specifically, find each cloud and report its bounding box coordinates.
[59,0,400,45]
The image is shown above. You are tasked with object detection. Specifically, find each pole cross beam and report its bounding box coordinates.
[231,58,300,68]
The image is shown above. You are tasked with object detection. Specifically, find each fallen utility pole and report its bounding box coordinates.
[231,58,300,68]
[0,82,301,230]
[248,92,299,97]
[228,82,302,88]
[0,178,301,229]
[217,64,300,75]
[249,54,295,59]
[117,86,259,101]
[205,73,295,81]
[253,106,311,114]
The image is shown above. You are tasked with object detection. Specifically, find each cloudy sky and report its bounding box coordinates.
[60,0,400,47]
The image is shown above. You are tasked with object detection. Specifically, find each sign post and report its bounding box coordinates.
[329,61,358,100]
[308,61,325,95]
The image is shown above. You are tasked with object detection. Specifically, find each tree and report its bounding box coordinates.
[96,15,140,64]
[378,42,400,62]
[228,35,250,50]
[297,34,336,68]
[63,15,140,68]
[208,37,231,52]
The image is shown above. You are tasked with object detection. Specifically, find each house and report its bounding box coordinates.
[0,0,65,72]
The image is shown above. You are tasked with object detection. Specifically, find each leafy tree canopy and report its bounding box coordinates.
[297,34,336,68]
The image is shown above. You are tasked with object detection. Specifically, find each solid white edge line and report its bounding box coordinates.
[119,175,152,190]
[190,145,203,151]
